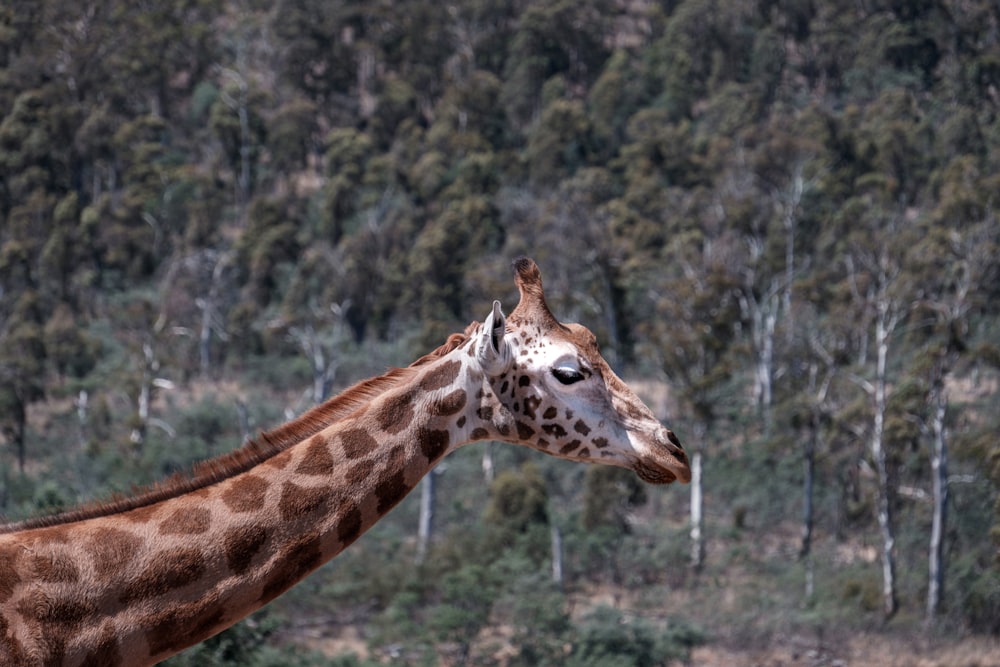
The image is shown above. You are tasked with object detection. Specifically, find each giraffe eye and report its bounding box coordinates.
[552,367,585,385]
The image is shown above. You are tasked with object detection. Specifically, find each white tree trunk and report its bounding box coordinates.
[926,387,948,624]
[871,300,898,619]
[416,471,435,565]
[690,451,704,572]
[551,523,563,585]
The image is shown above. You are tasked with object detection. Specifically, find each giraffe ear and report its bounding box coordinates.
[476,300,512,376]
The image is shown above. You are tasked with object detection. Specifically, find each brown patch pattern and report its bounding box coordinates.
[265,449,293,469]
[223,524,269,575]
[80,621,121,667]
[31,551,79,583]
[345,459,376,485]
[375,389,417,434]
[221,474,270,513]
[296,435,335,475]
[430,388,467,416]
[559,440,582,455]
[84,527,142,580]
[542,423,568,438]
[337,505,363,545]
[121,548,205,604]
[419,359,461,390]
[341,428,378,459]
[375,470,409,514]
[0,615,26,664]
[0,545,22,603]
[418,428,450,462]
[145,591,226,657]
[259,533,322,604]
[158,507,212,535]
[16,588,94,625]
[278,482,331,521]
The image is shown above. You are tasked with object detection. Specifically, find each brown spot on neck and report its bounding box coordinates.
[337,505,363,545]
[223,524,268,575]
[296,435,335,475]
[84,527,142,581]
[419,359,461,391]
[159,507,212,535]
[375,389,417,434]
[221,474,270,513]
[80,621,121,667]
[30,551,80,583]
[430,388,467,416]
[375,470,410,514]
[341,427,378,459]
[0,546,23,603]
[145,591,226,657]
[121,548,205,604]
[418,428,450,462]
[278,482,332,521]
[0,615,26,664]
[259,533,322,604]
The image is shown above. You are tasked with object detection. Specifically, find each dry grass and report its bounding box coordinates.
[689,634,1000,667]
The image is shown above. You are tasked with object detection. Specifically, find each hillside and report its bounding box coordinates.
[2,0,1000,665]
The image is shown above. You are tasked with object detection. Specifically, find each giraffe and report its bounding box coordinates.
[0,257,690,667]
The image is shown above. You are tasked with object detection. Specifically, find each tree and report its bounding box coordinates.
[0,292,46,473]
[906,210,1000,624]
[842,207,911,620]
[644,229,742,572]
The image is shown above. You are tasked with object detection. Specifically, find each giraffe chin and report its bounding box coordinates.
[634,460,679,485]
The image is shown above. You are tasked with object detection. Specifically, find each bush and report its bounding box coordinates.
[160,610,330,667]
[566,605,693,667]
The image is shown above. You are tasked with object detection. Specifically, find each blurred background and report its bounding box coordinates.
[1,1,999,664]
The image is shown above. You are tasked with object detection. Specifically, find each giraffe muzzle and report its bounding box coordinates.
[635,428,691,484]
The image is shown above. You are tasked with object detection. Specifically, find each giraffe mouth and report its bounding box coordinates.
[633,429,691,484]
[634,460,679,484]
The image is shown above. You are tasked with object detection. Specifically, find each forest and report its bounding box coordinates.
[1,0,999,664]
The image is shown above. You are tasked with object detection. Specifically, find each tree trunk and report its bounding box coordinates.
[130,340,157,452]
[801,427,815,559]
[871,301,898,619]
[197,251,232,378]
[926,387,948,625]
[416,471,435,565]
[551,523,563,586]
[481,441,495,484]
[742,282,780,436]
[690,450,704,572]
[76,389,88,451]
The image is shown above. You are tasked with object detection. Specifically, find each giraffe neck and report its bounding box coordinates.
[0,345,485,667]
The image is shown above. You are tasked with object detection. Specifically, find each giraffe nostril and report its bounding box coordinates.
[665,429,682,449]
[656,428,686,456]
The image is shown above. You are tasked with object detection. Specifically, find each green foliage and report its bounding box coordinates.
[162,610,331,667]
[566,605,702,667]
[581,465,647,532]
[2,0,1000,660]
[484,463,549,535]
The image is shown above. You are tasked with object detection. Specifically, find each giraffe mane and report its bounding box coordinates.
[0,331,472,534]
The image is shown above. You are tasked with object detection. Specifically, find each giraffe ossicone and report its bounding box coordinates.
[0,257,689,667]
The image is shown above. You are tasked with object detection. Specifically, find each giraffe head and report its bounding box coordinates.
[472,258,691,484]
